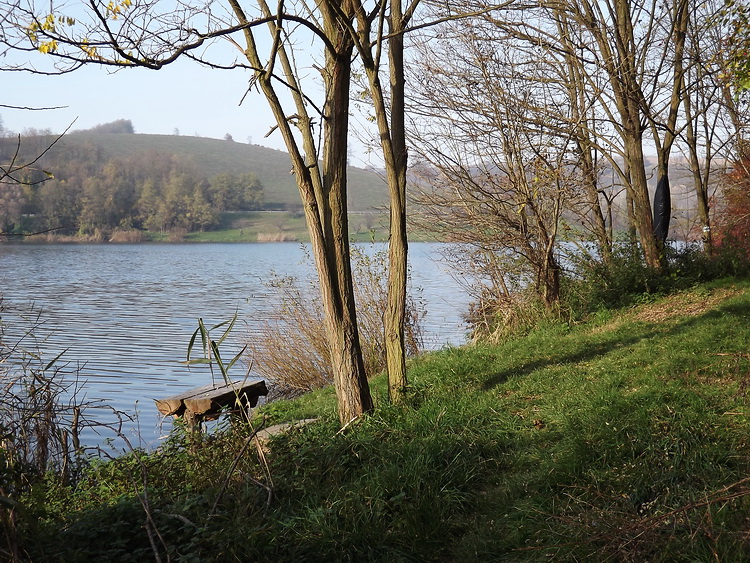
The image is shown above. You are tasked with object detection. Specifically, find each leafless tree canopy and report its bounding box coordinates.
[406,0,747,323]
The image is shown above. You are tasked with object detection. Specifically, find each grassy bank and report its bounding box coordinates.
[183,211,394,243]
[11,279,750,560]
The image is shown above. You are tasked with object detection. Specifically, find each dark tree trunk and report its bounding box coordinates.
[653,173,671,242]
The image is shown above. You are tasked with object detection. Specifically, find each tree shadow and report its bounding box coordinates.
[481,330,653,390]
[481,297,750,391]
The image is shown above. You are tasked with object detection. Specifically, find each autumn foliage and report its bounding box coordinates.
[716,154,750,256]
[0,129,264,237]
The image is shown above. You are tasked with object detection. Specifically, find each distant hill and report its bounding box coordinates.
[62,131,389,211]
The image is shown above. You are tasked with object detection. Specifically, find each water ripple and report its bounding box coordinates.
[1,242,469,449]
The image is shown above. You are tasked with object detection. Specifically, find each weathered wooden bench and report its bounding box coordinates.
[155,378,268,430]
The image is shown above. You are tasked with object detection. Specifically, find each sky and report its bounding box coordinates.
[4,57,278,140]
[2,45,378,167]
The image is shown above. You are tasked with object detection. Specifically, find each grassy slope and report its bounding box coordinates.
[182,210,393,243]
[64,132,389,211]
[27,279,750,561]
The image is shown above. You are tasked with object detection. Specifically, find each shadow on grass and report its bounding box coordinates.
[481,329,657,390]
[481,296,750,391]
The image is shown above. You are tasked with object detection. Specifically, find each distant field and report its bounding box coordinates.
[179,211,393,243]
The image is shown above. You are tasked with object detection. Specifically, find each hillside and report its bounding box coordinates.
[60,131,389,211]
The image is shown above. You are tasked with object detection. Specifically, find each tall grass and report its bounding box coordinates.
[0,299,111,559]
[248,245,424,395]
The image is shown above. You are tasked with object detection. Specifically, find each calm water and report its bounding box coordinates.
[0,242,470,449]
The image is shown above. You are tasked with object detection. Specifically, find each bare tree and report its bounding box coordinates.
[414,0,740,274]
[408,28,572,310]
[677,0,749,249]
[1,0,382,422]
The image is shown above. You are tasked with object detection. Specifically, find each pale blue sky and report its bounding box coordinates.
[2,49,377,166]
[3,56,291,148]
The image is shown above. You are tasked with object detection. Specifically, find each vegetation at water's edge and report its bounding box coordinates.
[5,274,750,561]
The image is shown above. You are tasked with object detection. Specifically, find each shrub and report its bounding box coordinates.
[465,287,560,343]
[248,245,424,395]
[108,228,146,243]
[167,227,187,242]
[715,155,750,258]
[562,239,750,315]
[467,238,750,341]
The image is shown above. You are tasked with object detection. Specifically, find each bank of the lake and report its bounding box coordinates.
[15,278,750,561]
[0,241,469,450]
[9,210,440,244]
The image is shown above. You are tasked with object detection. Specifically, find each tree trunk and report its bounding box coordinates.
[653,171,671,243]
[384,1,409,403]
[651,0,688,246]
[320,39,374,423]
[578,0,664,269]
[353,1,410,403]
[623,133,662,268]
[233,0,373,424]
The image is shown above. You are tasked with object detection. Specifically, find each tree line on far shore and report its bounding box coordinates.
[0,128,264,237]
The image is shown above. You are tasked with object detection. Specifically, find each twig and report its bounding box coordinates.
[518,478,750,557]
[0,225,75,237]
[111,431,170,562]
[335,415,361,436]
[253,432,275,512]
[155,510,195,528]
[143,518,163,563]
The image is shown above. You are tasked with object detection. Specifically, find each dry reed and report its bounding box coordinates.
[248,246,424,394]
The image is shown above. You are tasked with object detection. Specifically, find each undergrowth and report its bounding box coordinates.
[6,278,750,561]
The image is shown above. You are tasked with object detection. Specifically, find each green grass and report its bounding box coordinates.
[12,279,750,561]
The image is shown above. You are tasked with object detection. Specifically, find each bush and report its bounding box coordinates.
[562,240,750,315]
[467,239,750,342]
[248,245,424,395]
[465,288,560,343]
[715,155,750,257]
[109,228,146,243]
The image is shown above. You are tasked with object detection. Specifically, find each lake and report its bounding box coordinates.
[0,242,471,450]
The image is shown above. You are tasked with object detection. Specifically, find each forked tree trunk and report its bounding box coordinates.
[232,0,373,424]
[578,0,664,270]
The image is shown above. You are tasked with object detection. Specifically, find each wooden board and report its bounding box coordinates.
[155,379,268,417]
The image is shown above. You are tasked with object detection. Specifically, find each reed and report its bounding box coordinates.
[248,245,424,395]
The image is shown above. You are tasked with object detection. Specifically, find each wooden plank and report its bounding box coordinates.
[154,379,268,417]
[155,382,225,416]
[183,379,268,415]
